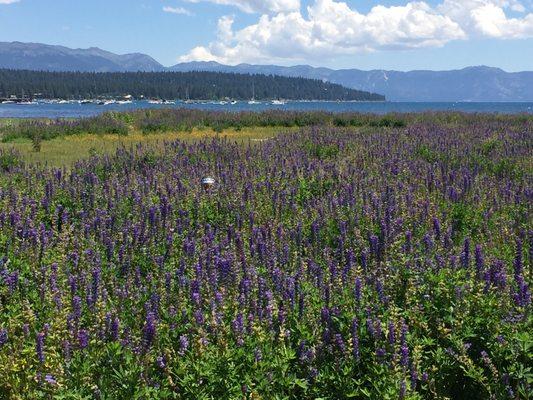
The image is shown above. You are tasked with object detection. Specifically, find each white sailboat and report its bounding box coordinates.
[248,82,260,105]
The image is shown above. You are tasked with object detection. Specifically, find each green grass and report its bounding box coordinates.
[0,126,289,166]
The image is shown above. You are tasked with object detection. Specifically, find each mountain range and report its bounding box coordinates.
[1,42,532,102]
[0,42,162,73]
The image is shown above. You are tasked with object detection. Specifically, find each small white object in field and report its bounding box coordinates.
[201,177,216,190]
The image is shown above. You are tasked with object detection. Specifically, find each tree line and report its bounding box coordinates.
[0,69,385,101]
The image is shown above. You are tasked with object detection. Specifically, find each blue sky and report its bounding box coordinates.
[0,0,532,71]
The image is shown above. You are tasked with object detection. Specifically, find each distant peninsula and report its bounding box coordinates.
[0,69,385,102]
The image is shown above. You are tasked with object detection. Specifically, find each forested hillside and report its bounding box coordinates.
[0,69,385,101]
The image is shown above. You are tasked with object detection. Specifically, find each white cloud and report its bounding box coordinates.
[163,6,193,16]
[179,0,533,64]
[179,0,465,64]
[184,0,300,14]
[471,3,533,37]
[0,0,20,4]
[438,0,533,38]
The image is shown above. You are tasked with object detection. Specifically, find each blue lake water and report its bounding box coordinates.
[0,101,532,118]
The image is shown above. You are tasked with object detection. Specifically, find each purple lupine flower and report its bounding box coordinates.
[179,334,189,355]
[514,275,531,307]
[373,318,383,340]
[78,329,89,349]
[410,367,418,389]
[376,280,386,304]
[369,235,379,258]
[365,309,375,338]
[351,318,360,361]
[254,348,263,363]
[400,345,409,368]
[375,347,386,362]
[142,312,157,349]
[481,350,489,364]
[72,295,82,319]
[334,333,346,354]
[36,332,45,363]
[404,231,412,253]
[443,229,452,249]
[423,233,433,251]
[49,263,58,292]
[354,277,362,303]
[492,260,507,289]
[91,266,101,306]
[399,380,407,399]
[62,340,71,361]
[6,271,18,294]
[514,239,523,278]
[194,310,204,325]
[44,374,57,385]
[474,245,484,277]
[461,237,470,268]
[400,320,408,344]
[432,217,441,240]
[22,324,30,337]
[321,307,331,329]
[0,328,7,347]
[297,340,307,363]
[110,317,120,341]
[232,313,244,335]
[388,322,396,346]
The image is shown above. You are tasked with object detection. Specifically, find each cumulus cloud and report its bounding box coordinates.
[0,0,20,4]
[438,0,533,38]
[163,6,193,16]
[183,0,300,14]
[179,0,533,64]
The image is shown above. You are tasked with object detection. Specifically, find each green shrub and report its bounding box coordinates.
[0,149,22,171]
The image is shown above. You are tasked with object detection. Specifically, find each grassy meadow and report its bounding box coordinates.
[0,126,284,166]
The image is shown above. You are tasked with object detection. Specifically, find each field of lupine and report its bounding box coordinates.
[0,112,531,399]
